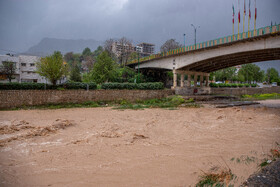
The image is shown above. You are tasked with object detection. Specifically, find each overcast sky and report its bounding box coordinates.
[0,0,279,54]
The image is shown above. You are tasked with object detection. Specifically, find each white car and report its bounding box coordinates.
[272,82,277,87]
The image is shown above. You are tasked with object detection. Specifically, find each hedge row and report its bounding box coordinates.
[0,82,164,90]
[101,82,164,90]
[209,83,257,88]
[0,82,97,90]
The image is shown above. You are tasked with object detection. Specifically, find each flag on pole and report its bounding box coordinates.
[238,10,241,23]
[244,0,246,15]
[249,0,251,19]
[232,4,235,23]
[238,0,240,23]
[255,0,257,20]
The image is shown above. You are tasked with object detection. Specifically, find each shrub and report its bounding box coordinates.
[245,83,250,87]
[251,83,257,87]
[209,83,218,87]
[238,84,244,87]
[231,83,238,88]
[0,82,97,90]
[218,83,227,88]
[101,82,164,90]
[0,82,45,90]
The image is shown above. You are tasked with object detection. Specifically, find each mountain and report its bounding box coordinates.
[25,38,103,56]
[255,61,280,73]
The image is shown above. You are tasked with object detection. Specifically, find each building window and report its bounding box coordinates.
[30,63,35,67]
[21,63,26,66]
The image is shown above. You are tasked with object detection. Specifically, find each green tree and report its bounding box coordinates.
[90,51,118,84]
[212,67,237,82]
[92,46,103,57]
[0,61,16,82]
[266,68,279,83]
[82,47,92,57]
[70,64,82,82]
[238,64,264,83]
[36,51,68,85]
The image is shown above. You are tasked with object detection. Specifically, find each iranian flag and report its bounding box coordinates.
[244,0,246,15]
[232,5,235,23]
[238,0,241,23]
[255,0,257,20]
[238,10,241,23]
[249,0,251,19]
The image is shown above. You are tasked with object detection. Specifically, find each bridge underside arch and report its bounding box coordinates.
[179,48,280,73]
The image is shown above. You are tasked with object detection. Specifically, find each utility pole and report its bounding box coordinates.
[191,24,200,49]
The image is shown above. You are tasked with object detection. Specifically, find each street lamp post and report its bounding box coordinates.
[138,52,140,83]
[136,46,141,83]
[183,33,186,47]
[191,24,200,49]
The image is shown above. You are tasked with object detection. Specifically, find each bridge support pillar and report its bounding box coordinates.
[194,74,198,88]
[187,74,191,87]
[172,70,177,89]
[206,76,209,87]
[180,74,184,87]
[200,75,204,88]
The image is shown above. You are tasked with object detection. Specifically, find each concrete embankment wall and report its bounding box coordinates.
[210,87,280,96]
[0,90,174,109]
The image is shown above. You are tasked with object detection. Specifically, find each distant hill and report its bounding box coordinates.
[24,38,103,56]
[255,61,280,73]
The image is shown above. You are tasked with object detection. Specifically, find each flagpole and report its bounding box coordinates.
[238,0,240,39]
[243,0,246,33]
[248,0,251,36]
[233,22,234,36]
[254,0,257,36]
[248,17,250,33]
[232,4,235,36]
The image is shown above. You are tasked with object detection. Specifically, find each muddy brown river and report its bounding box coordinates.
[0,100,280,186]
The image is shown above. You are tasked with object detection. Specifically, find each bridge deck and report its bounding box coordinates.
[128,24,280,65]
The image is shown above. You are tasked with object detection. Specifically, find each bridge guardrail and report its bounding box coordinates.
[128,24,280,65]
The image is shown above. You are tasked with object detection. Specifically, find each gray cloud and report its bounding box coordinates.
[0,0,279,53]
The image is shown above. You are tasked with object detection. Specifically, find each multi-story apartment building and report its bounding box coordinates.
[0,54,47,83]
[0,54,20,82]
[111,41,135,57]
[137,43,155,57]
[111,41,155,58]
[18,55,46,83]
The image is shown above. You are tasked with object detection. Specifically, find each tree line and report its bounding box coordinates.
[211,64,279,84]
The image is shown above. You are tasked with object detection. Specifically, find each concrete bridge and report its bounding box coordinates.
[128,25,280,91]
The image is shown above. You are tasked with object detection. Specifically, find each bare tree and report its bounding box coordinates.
[0,61,16,82]
[84,56,95,72]
[118,37,133,66]
[160,39,182,53]
[104,39,114,55]
[104,37,134,65]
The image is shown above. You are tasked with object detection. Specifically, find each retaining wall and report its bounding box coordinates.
[0,89,174,109]
[210,87,280,96]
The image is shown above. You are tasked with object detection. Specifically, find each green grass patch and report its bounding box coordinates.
[196,169,236,187]
[230,155,256,165]
[113,96,199,110]
[2,101,103,111]
[1,96,200,111]
[241,93,280,100]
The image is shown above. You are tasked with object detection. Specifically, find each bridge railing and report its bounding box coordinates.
[128,24,280,65]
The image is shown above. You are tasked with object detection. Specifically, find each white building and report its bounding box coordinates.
[0,54,47,83]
